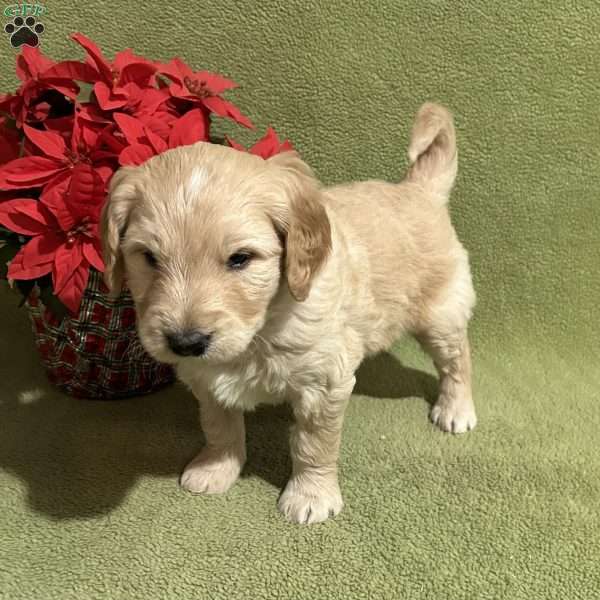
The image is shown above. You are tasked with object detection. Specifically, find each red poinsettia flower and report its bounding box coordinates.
[78,82,175,137]
[77,83,176,143]
[0,118,117,190]
[114,109,209,166]
[0,46,95,126]
[108,86,178,140]
[159,58,253,129]
[72,33,157,112]
[0,164,105,312]
[227,127,293,159]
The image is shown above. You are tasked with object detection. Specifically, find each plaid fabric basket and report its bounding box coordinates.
[26,269,175,399]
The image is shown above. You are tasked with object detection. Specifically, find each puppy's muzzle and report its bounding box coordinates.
[167,330,212,357]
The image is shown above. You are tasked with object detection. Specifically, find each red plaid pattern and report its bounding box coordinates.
[26,270,174,399]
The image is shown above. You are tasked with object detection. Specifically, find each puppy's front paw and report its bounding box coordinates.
[278,476,343,524]
[180,449,244,495]
[430,398,477,434]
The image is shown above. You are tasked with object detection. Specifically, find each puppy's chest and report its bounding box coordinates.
[199,352,296,411]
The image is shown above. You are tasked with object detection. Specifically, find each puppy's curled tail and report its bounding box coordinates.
[406,102,457,205]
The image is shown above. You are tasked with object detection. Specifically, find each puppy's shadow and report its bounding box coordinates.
[354,352,438,403]
[0,284,201,521]
[243,404,294,490]
[1,280,438,514]
[242,352,438,490]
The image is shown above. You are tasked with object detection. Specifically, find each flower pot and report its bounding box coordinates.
[26,269,174,399]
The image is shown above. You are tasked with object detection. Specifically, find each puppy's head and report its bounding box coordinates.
[101,143,331,365]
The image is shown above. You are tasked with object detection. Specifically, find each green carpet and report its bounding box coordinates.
[1,1,599,598]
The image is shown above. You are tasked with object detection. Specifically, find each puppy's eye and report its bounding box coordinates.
[227,252,252,270]
[143,250,158,268]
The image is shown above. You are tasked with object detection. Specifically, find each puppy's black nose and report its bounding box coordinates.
[167,330,212,357]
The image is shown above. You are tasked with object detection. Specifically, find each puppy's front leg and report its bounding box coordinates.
[180,387,246,495]
[278,377,355,524]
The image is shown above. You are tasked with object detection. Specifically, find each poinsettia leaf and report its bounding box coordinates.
[55,258,89,314]
[82,123,102,151]
[52,242,84,295]
[21,232,63,269]
[113,112,146,144]
[157,57,193,84]
[225,135,246,152]
[0,199,54,235]
[94,82,128,111]
[83,240,104,272]
[250,127,280,159]
[169,108,208,148]
[143,126,168,154]
[42,60,99,83]
[7,243,53,280]
[68,164,105,222]
[17,46,54,81]
[119,62,157,86]
[77,103,111,124]
[0,155,61,189]
[113,48,153,72]
[166,82,191,101]
[140,111,178,140]
[0,95,17,121]
[44,115,75,136]
[23,124,67,159]
[92,149,119,162]
[203,96,254,129]
[71,33,113,83]
[94,163,117,184]
[15,56,30,83]
[119,143,156,166]
[96,126,126,155]
[40,171,74,231]
[280,140,294,153]
[29,102,52,122]
[43,80,80,100]
[195,71,238,94]
[134,87,170,114]
[0,126,21,165]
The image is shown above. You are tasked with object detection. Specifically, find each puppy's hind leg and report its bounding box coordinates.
[418,330,476,434]
[180,384,246,494]
[415,254,477,434]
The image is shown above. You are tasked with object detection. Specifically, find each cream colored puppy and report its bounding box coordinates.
[101,103,476,524]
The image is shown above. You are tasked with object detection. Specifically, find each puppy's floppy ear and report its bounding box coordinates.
[101,166,140,296]
[268,151,332,302]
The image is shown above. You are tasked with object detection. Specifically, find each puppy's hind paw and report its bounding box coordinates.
[430,400,477,434]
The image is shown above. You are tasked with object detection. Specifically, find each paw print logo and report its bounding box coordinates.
[4,16,44,48]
